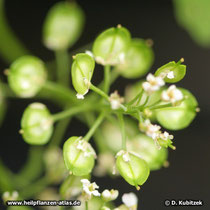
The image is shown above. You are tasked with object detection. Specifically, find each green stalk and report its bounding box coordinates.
[42,81,76,103]
[55,49,71,86]
[15,147,44,189]
[52,104,96,122]
[90,84,109,101]
[85,201,88,210]
[126,89,144,106]
[117,113,126,150]
[83,112,105,142]
[49,117,71,147]
[104,65,111,94]
[0,0,29,63]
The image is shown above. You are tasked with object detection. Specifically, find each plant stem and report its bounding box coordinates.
[0,0,29,64]
[19,176,50,199]
[55,49,70,87]
[104,65,111,93]
[49,117,71,147]
[117,113,126,150]
[84,113,107,152]
[149,103,172,110]
[85,201,88,210]
[83,112,105,142]
[15,147,44,189]
[90,84,109,101]
[52,104,95,122]
[43,81,76,103]
[127,89,144,106]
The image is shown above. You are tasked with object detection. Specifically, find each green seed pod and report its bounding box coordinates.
[118,39,154,78]
[71,53,95,99]
[43,1,84,50]
[155,59,186,83]
[173,0,210,47]
[101,119,139,153]
[128,134,168,171]
[63,136,96,176]
[116,150,150,189]
[155,88,198,130]
[20,103,53,145]
[7,56,47,98]
[92,25,131,65]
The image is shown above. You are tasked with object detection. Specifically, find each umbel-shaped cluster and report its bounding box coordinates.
[0,1,199,209]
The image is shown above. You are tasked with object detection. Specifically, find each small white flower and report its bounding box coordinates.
[140,119,161,140]
[167,71,175,79]
[122,192,138,208]
[116,150,130,162]
[142,73,165,94]
[109,91,124,110]
[76,93,84,100]
[102,189,119,201]
[81,179,101,200]
[76,139,96,158]
[2,191,19,203]
[85,50,94,58]
[159,131,174,141]
[161,85,183,104]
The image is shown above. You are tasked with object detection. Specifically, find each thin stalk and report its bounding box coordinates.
[0,0,29,63]
[85,201,88,210]
[19,176,50,199]
[83,112,105,142]
[127,89,144,106]
[104,65,111,94]
[149,103,172,110]
[43,81,76,102]
[117,113,126,150]
[52,104,95,122]
[90,84,109,101]
[55,49,70,87]
[49,117,71,147]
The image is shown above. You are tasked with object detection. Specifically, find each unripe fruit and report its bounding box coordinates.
[155,60,186,83]
[92,25,131,65]
[20,103,53,145]
[101,119,139,153]
[155,88,198,130]
[63,137,96,176]
[43,1,84,50]
[116,150,150,188]
[118,39,154,79]
[128,134,168,170]
[71,53,95,99]
[8,56,47,98]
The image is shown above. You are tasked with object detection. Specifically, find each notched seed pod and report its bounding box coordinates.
[20,103,53,145]
[155,59,186,83]
[63,136,96,176]
[71,53,95,99]
[92,25,131,65]
[155,88,198,130]
[7,56,47,98]
[118,38,154,79]
[116,150,150,189]
[128,134,168,171]
[43,1,84,50]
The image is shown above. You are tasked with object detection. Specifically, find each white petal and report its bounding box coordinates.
[122,192,138,207]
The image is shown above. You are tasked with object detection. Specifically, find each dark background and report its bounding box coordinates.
[0,0,210,209]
